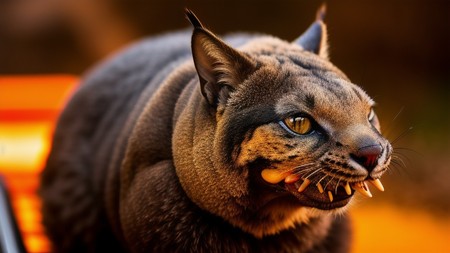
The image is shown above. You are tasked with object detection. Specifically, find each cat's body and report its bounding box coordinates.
[40,10,391,253]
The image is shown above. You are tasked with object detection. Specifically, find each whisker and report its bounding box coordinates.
[293,166,317,177]
[392,155,408,168]
[392,155,406,164]
[285,162,316,174]
[392,152,414,167]
[386,164,400,176]
[392,147,420,153]
[294,163,316,170]
[384,106,404,138]
[388,161,412,178]
[392,106,405,122]
[317,174,328,184]
[290,163,316,174]
[335,178,342,194]
[305,168,324,180]
[393,148,421,162]
[390,160,407,172]
[391,126,414,144]
[324,174,335,189]
[386,165,395,175]
[392,151,411,159]
[389,157,409,171]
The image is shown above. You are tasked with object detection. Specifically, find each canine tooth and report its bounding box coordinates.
[285,174,301,184]
[327,191,334,202]
[297,178,311,192]
[369,179,385,192]
[351,182,372,198]
[261,169,286,184]
[316,182,324,193]
[344,182,352,195]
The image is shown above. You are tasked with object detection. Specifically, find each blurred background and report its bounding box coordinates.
[0,0,449,252]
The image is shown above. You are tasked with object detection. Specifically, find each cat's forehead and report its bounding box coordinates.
[243,37,345,75]
[275,73,374,126]
[237,37,374,124]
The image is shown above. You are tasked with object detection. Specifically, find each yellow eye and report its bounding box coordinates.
[284,116,312,135]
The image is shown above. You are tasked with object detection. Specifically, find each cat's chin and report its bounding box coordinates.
[284,182,354,210]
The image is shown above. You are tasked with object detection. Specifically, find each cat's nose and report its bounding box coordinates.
[351,144,383,172]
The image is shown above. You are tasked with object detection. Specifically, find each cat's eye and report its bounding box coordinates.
[283,116,313,135]
[368,108,375,122]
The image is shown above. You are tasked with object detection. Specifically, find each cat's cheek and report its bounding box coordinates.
[235,125,298,166]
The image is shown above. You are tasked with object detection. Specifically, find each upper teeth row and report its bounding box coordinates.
[261,169,385,202]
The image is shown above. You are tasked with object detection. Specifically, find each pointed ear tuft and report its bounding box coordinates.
[315,3,327,22]
[293,4,329,59]
[185,9,204,29]
[190,23,256,107]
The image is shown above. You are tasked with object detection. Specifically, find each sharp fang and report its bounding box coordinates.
[351,182,372,198]
[327,191,334,202]
[297,178,311,192]
[344,182,352,195]
[369,179,385,192]
[261,169,286,184]
[316,182,324,193]
[285,174,301,184]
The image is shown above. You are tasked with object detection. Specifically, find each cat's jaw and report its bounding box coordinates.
[227,194,337,238]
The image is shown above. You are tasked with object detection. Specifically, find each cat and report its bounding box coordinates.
[39,7,392,253]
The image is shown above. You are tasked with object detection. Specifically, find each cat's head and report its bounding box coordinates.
[175,8,392,237]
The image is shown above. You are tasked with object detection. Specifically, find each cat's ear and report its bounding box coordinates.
[293,4,329,59]
[186,9,257,107]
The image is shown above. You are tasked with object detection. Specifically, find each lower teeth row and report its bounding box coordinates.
[261,169,384,202]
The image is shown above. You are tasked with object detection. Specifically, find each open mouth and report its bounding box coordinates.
[261,169,385,210]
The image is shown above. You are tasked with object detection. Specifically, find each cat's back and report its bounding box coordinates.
[39,30,194,252]
[44,30,193,169]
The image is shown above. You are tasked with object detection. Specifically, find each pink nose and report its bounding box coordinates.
[352,144,383,172]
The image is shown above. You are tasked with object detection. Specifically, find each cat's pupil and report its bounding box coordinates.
[285,116,312,135]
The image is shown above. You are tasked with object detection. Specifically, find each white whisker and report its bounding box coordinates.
[304,167,323,179]
[392,155,407,168]
[335,178,342,194]
[324,175,335,189]
[286,162,316,175]
[317,174,328,184]
[294,162,315,170]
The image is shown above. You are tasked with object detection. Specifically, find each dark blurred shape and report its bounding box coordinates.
[0,176,26,253]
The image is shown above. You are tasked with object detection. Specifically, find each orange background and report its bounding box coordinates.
[1,76,449,252]
[0,76,77,252]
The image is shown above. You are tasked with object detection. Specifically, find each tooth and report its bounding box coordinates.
[297,178,311,192]
[344,182,352,195]
[327,191,334,202]
[369,179,385,192]
[285,174,301,184]
[261,169,286,184]
[351,182,372,198]
[316,182,324,193]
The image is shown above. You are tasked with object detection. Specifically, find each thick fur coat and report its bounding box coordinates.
[40,9,391,253]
